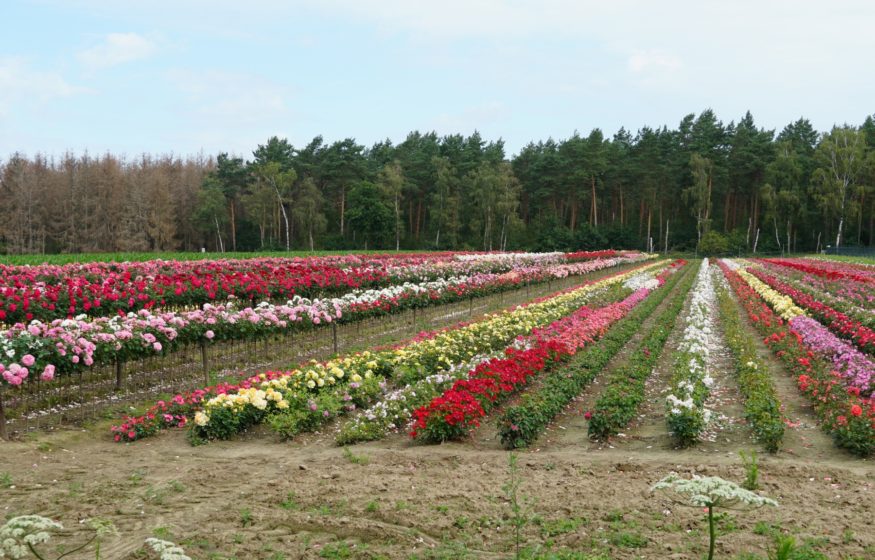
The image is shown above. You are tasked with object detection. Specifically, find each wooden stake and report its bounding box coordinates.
[200,341,209,386]
[0,389,7,440]
[115,360,124,390]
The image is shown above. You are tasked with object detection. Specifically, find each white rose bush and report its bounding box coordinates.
[665,258,718,446]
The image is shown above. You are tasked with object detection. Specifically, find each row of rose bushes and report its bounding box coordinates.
[745,265,875,355]
[759,257,875,284]
[664,259,718,447]
[585,260,697,440]
[731,264,874,396]
[1,255,649,388]
[753,261,875,328]
[0,251,616,324]
[0,253,443,323]
[338,266,672,445]
[712,266,784,452]
[110,259,666,442]
[410,268,675,443]
[495,260,689,449]
[720,260,874,456]
[192,262,664,443]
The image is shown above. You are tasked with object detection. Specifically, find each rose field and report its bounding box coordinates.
[0,252,873,560]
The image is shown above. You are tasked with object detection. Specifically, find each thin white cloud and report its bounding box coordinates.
[309,0,874,89]
[431,101,508,132]
[0,56,89,117]
[167,69,290,126]
[628,50,681,74]
[626,49,685,91]
[77,32,158,69]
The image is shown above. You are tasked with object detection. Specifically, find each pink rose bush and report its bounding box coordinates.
[2,253,652,388]
[0,251,638,324]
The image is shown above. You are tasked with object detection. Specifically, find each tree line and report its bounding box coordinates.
[1,109,874,255]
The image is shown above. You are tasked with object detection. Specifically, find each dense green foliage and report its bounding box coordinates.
[3,111,875,255]
[497,261,691,448]
[586,262,698,439]
[714,280,785,452]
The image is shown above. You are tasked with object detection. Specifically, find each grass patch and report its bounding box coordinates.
[342,447,370,465]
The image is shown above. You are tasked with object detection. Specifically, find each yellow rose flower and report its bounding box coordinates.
[194,411,210,426]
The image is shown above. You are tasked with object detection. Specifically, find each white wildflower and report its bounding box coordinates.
[145,537,192,560]
[0,516,63,559]
[652,472,778,509]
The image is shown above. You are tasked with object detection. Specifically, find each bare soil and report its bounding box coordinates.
[0,425,871,560]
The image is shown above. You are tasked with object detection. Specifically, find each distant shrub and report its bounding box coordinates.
[698,231,729,255]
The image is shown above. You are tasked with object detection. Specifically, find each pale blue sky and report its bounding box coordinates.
[2,0,873,158]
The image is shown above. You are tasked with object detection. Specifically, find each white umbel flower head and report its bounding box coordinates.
[145,537,193,560]
[0,515,64,559]
[651,473,778,509]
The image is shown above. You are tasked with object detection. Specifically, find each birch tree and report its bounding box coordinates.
[377,161,404,250]
[685,153,713,248]
[812,126,864,248]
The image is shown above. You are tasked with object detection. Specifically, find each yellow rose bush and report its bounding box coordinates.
[189,260,671,443]
[733,264,805,321]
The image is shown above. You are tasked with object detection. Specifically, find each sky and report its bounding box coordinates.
[2,0,874,159]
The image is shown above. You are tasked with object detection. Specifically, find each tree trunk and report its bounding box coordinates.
[214,216,224,253]
[395,195,401,251]
[416,199,423,240]
[408,199,414,237]
[646,208,652,251]
[619,188,624,226]
[752,191,759,236]
[271,183,291,251]
[339,188,346,236]
[658,202,663,245]
[434,190,444,248]
[774,217,782,254]
[869,197,874,247]
[569,196,578,232]
[705,173,712,228]
[664,220,669,254]
[638,200,644,237]
[229,200,236,252]
[590,175,598,226]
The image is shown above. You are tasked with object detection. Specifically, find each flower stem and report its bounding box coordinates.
[708,504,715,560]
